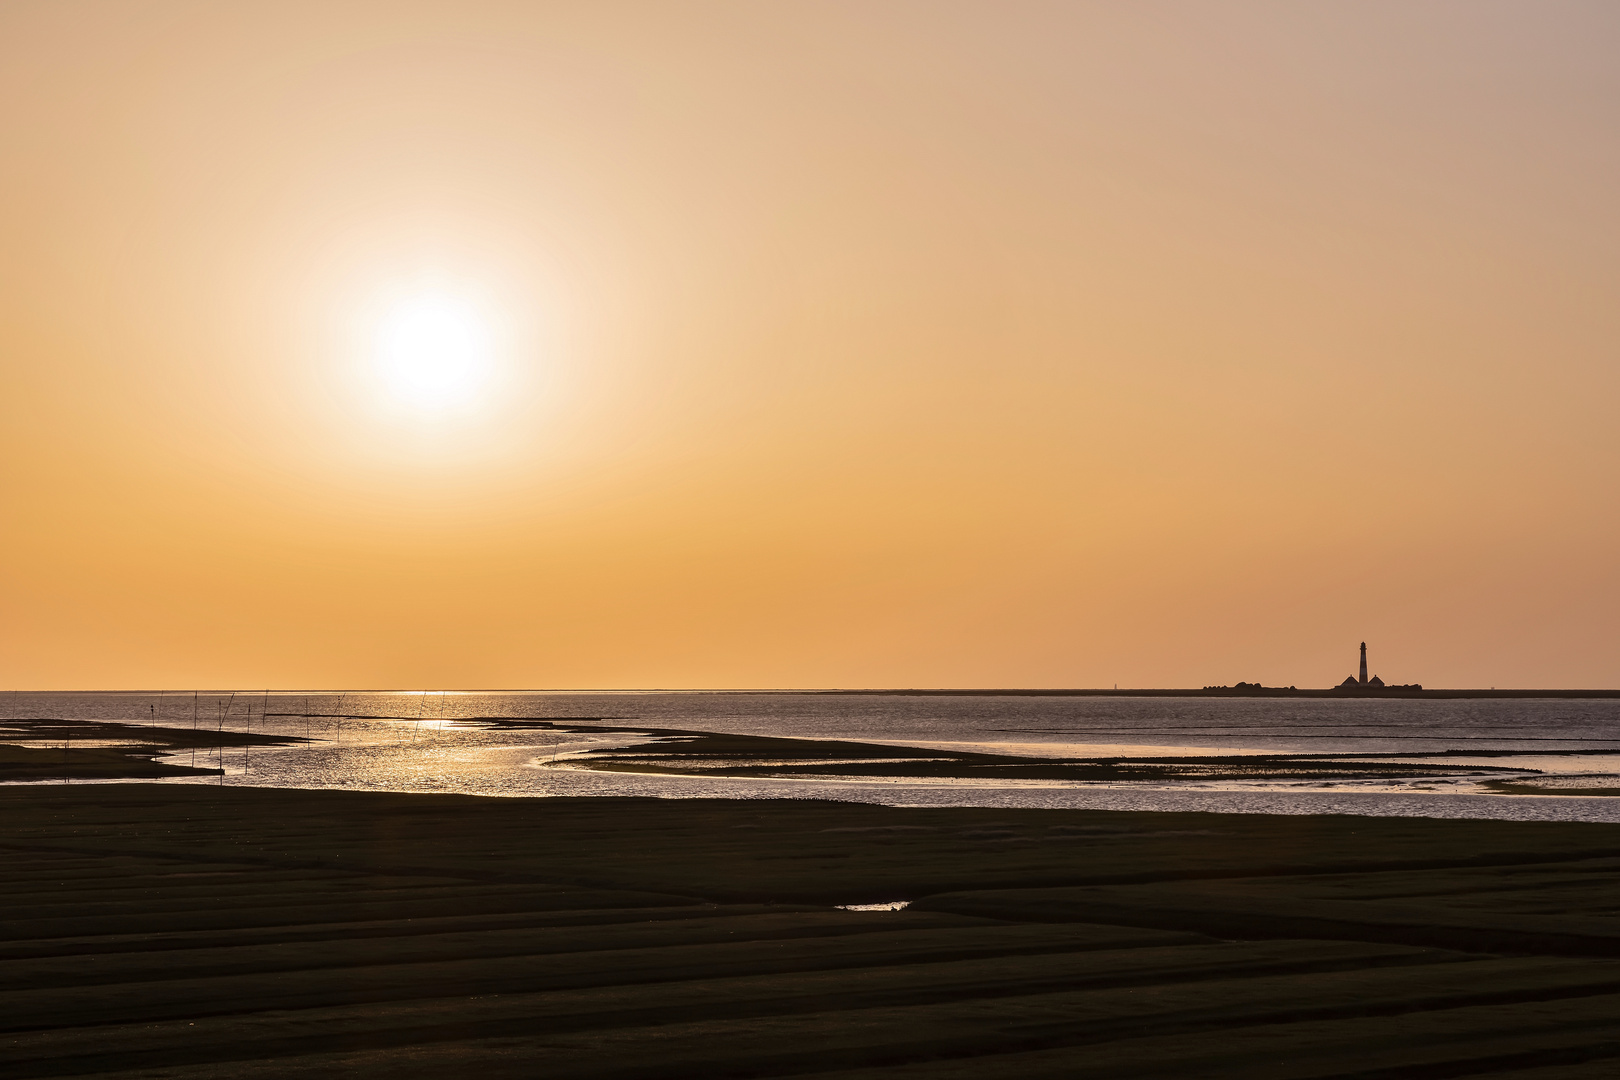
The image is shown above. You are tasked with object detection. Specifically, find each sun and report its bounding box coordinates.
[371,292,496,412]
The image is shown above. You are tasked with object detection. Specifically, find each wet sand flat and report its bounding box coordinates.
[4,785,1620,1077]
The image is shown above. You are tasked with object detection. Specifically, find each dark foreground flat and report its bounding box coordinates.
[3,785,1620,1078]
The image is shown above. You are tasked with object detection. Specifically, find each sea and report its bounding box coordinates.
[8,691,1620,823]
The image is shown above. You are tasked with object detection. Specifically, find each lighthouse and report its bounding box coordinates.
[1337,642,1413,691]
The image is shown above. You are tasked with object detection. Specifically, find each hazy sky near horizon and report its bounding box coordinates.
[4,1,1618,690]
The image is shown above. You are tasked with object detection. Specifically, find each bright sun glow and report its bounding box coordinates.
[371,293,496,411]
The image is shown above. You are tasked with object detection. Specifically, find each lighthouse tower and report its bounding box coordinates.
[1359,642,1368,685]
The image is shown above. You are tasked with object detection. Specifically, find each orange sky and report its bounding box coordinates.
[4,2,1618,690]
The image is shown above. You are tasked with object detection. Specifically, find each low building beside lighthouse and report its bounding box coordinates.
[1338,674,1386,688]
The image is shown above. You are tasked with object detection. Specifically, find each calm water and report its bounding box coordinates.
[7,691,1620,822]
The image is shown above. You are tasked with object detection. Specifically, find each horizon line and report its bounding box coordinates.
[9,686,1620,697]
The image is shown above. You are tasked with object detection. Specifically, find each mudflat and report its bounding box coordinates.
[10,716,1620,796]
[4,784,1620,1078]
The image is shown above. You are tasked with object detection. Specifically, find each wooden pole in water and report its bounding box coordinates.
[217,693,235,786]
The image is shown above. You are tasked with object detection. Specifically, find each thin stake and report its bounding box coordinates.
[217,693,235,786]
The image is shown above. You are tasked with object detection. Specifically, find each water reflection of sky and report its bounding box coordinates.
[6,692,1620,822]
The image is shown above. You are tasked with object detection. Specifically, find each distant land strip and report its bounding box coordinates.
[812,688,1620,699]
[12,687,1620,698]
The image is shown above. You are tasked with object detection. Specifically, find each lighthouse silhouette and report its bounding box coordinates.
[1338,642,1403,690]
